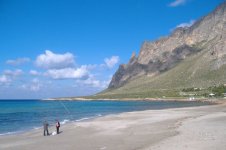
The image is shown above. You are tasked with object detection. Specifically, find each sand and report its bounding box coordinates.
[0,102,226,150]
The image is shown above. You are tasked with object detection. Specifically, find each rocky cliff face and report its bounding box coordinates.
[109,1,226,89]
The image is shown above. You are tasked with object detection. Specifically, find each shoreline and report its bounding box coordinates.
[0,99,223,137]
[1,102,226,149]
[0,99,218,137]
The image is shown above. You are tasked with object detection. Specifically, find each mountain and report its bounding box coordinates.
[92,1,226,99]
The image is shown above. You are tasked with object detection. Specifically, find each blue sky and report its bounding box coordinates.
[0,0,224,99]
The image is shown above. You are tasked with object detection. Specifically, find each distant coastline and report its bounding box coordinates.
[45,97,225,105]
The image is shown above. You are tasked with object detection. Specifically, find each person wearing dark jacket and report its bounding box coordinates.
[43,121,49,136]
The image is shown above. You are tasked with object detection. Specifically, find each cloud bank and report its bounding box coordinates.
[1,50,120,98]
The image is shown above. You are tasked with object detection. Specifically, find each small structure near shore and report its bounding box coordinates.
[223,93,226,98]
[209,93,215,97]
[189,97,195,101]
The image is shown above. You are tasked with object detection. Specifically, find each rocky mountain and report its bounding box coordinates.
[107,1,226,91]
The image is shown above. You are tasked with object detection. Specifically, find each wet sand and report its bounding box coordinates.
[0,102,226,150]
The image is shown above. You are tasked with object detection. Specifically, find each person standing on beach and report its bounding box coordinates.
[56,120,60,134]
[43,121,49,136]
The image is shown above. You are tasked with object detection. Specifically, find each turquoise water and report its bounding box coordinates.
[0,100,211,135]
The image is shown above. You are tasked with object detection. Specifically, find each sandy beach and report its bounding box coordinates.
[0,102,226,150]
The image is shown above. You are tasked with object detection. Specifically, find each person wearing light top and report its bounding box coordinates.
[55,120,60,134]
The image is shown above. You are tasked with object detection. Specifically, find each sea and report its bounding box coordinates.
[0,100,211,136]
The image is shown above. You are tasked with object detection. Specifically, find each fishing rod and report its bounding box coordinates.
[57,100,76,124]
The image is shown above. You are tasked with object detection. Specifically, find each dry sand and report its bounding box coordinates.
[0,103,226,150]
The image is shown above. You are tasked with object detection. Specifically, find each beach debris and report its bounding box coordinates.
[52,131,57,136]
[100,146,107,149]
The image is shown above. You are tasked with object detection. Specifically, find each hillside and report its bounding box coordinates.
[86,1,226,99]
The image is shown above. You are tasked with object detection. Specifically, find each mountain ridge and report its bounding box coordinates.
[107,0,226,92]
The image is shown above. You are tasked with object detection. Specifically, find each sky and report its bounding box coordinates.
[0,0,224,99]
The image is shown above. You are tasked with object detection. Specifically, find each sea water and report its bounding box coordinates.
[0,100,211,135]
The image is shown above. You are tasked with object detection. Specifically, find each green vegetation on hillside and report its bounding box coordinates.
[210,84,226,97]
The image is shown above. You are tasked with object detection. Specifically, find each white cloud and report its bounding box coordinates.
[6,57,30,66]
[4,69,23,76]
[82,78,102,88]
[0,75,11,84]
[176,20,195,28]
[85,64,97,70]
[169,0,187,7]
[76,77,110,88]
[45,66,89,79]
[104,56,120,68]
[30,78,42,91]
[21,78,42,92]
[29,70,41,76]
[0,69,23,85]
[35,50,75,69]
